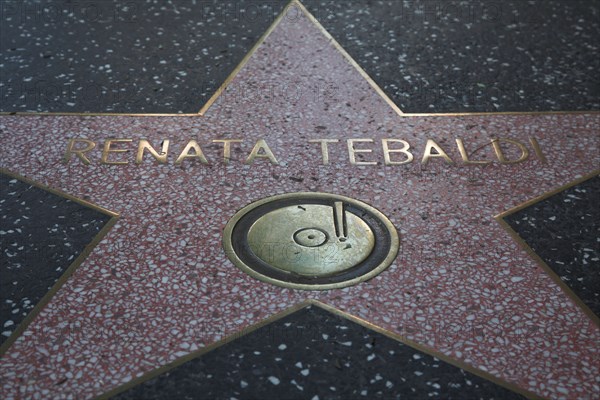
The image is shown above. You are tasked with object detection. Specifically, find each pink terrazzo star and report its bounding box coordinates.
[1,3,599,399]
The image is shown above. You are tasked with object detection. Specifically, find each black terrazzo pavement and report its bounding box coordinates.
[303,0,600,112]
[112,305,525,400]
[0,0,285,113]
[504,175,600,319]
[0,172,111,347]
[2,0,599,113]
[2,1,599,397]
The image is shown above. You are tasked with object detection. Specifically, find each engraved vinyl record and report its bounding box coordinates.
[223,192,399,290]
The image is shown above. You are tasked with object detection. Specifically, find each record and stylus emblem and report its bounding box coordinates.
[223,193,399,290]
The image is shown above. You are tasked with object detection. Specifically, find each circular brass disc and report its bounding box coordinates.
[222,192,400,290]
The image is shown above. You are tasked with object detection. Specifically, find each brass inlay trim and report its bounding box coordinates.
[292,0,405,117]
[97,299,542,400]
[0,112,200,117]
[197,0,296,115]
[1,110,597,118]
[401,110,600,117]
[96,300,316,399]
[0,168,119,356]
[222,192,400,290]
[495,170,600,328]
[311,300,543,400]
[0,0,598,118]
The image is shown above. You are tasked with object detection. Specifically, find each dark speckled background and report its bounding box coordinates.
[504,175,600,319]
[0,0,286,113]
[0,172,111,347]
[113,305,526,400]
[303,0,600,113]
[1,0,599,113]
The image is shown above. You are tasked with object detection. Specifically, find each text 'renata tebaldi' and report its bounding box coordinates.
[64,137,546,166]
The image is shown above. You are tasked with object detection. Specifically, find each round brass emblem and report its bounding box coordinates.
[222,192,399,290]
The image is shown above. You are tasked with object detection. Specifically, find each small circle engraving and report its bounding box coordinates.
[294,228,328,247]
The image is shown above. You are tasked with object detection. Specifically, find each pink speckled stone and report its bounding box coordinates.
[1,7,599,399]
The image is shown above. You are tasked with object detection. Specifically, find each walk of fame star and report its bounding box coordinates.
[0,1,598,399]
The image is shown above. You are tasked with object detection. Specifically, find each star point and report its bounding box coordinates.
[0,2,599,399]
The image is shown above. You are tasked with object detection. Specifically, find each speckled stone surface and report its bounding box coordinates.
[0,172,111,347]
[2,0,599,113]
[0,0,285,113]
[302,0,600,112]
[504,175,600,318]
[0,6,599,400]
[113,305,526,399]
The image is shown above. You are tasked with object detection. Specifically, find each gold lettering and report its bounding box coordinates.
[66,136,543,168]
[347,139,377,165]
[382,139,414,165]
[136,139,170,164]
[455,138,491,165]
[64,139,96,165]
[213,139,242,164]
[309,139,339,165]
[175,140,209,165]
[491,138,529,164]
[422,139,454,165]
[101,139,132,165]
[529,137,546,164]
[245,139,279,165]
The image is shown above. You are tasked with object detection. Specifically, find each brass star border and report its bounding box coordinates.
[0,168,119,357]
[0,0,596,325]
[0,1,598,398]
[97,299,541,399]
[0,0,597,119]
[496,170,600,327]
